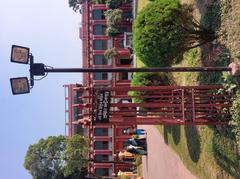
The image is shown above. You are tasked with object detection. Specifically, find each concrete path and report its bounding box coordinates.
[140,125,197,179]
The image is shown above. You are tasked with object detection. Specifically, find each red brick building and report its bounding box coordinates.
[64,0,135,177]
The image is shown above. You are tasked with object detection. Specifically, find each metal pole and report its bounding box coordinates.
[44,67,231,73]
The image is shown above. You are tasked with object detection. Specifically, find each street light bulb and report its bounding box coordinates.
[10,77,30,95]
[11,45,30,64]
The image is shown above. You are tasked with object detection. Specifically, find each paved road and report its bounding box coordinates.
[140,125,197,179]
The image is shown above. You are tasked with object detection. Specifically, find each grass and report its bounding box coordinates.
[157,125,219,178]
[137,0,150,12]
[134,0,240,178]
[172,48,201,86]
[157,125,239,179]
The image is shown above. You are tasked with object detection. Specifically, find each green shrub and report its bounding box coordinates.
[106,0,121,9]
[133,0,217,67]
[106,26,120,36]
[218,73,240,150]
[104,9,123,27]
[128,72,173,102]
[230,92,240,150]
[221,72,240,93]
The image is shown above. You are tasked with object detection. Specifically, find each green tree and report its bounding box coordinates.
[68,0,82,12]
[63,135,89,177]
[24,135,89,179]
[133,0,217,67]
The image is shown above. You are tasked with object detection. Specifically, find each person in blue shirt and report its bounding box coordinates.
[123,127,147,135]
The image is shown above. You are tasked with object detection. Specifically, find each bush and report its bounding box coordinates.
[130,72,172,87]
[106,26,120,37]
[128,72,173,102]
[106,0,121,9]
[230,93,240,150]
[104,9,123,27]
[219,73,240,150]
[133,0,216,67]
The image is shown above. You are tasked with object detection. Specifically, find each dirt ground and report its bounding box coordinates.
[197,0,240,62]
[219,0,240,60]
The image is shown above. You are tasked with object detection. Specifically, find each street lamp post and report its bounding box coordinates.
[10,45,237,95]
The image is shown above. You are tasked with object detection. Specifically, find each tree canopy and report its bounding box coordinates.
[68,0,83,12]
[24,135,89,179]
[133,0,216,67]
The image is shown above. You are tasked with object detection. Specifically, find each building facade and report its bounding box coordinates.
[65,0,135,177]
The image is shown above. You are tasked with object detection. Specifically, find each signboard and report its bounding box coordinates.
[95,90,111,123]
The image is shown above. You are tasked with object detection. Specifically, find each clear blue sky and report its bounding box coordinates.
[0,1,82,178]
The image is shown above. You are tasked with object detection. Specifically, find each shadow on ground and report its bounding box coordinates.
[197,0,231,85]
[184,125,200,163]
[213,127,240,178]
[163,125,181,145]
[163,126,169,144]
[196,1,240,177]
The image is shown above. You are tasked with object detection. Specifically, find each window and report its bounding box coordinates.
[94,128,109,136]
[93,10,105,20]
[123,11,133,19]
[95,168,110,177]
[119,58,132,65]
[73,125,83,135]
[94,55,108,65]
[118,72,131,80]
[119,27,128,33]
[74,107,79,121]
[93,25,107,35]
[73,91,82,104]
[94,141,109,150]
[93,40,108,50]
[118,39,124,48]
[93,72,108,80]
[94,154,109,161]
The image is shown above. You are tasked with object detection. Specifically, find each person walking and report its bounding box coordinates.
[123,127,147,135]
[118,150,135,161]
[125,138,147,150]
[126,145,147,155]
